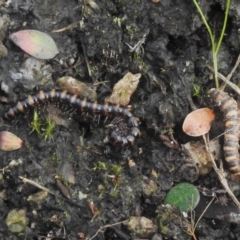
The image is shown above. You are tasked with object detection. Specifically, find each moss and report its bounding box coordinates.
[30,110,56,140]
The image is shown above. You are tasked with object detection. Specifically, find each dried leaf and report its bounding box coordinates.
[182,141,219,175]
[0,41,8,58]
[10,30,59,59]
[55,177,71,199]
[105,72,141,106]
[60,161,76,185]
[124,217,157,238]
[56,76,97,101]
[27,190,49,210]
[182,108,215,136]
[0,131,23,151]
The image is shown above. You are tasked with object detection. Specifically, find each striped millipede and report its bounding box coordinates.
[3,89,140,146]
[208,89,240,178]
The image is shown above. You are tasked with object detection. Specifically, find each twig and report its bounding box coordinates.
[19,176,83,208]
[125,30,149,54]
[194,196,215,231]
[81,43,92,77]
[87,220,129,240]
[208,53,240,94]
[217,71,240,94]
[76,145,103,155]
[20,176,57,195]
[225,54,240,82]
[52,21,82,33]
[184,196,215,239]
[202,135,240,209]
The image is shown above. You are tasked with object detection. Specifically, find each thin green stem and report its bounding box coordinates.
[192,0,231,89]
[212,53,219,89]
[215,0,231,54]
[192,0,215,51]
[192,0,218,88]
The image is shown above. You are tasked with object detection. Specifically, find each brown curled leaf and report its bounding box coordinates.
[182,108,215,137]
[55,177,71,199]
[105,72,141,106]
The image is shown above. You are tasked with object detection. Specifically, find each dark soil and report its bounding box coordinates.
[1,0,240,239]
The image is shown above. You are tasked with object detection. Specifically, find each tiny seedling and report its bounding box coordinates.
[92,161,123,197]
[110,164,123,177]
[30,110,56,141]
[92,161,108,171]
[63,211,69,218]
[41,117,56,140]
[26,145,34,152]
[192,0,231,88]
[46,153,60,165]
[30,110,42,136]
[192,84,202,96]
[93,162,122,177]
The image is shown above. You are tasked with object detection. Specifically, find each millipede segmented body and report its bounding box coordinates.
[209,89,240,178]
[3,89,140,146]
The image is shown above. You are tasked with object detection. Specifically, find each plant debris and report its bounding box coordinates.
[105,72,141,106]
[0,131,23,151]
[10,30,59,59]
[182,108,215,137]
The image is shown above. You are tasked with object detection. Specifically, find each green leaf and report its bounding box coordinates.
[10,30,59,59]
[164,183,200,212]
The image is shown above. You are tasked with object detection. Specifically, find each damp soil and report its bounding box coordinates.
[1,0,240,239]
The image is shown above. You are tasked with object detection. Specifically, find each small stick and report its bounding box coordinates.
[81,43,92,77]
[225,54,240,84]
[216,71,240,95]
[208,53,240,94]
[87,220,129,240]
[202,134,240,209]
[19,176,83,208]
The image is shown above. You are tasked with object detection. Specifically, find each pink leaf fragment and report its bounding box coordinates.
[10,30,59,60]
[0,131,24,151]
[182,108,215,137]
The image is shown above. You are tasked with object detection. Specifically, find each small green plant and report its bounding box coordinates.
[92,161,108,171]
[126,26,134,35]
[47,153,60,163]
[192,0,231,88]
[26,145,34,152]
[30,110,42,136]
[111,164,123,177]
[41,117,56,140]
[30,110,56,140]
[63,211,69,218]
[192,84,202,96]
[93,162,122,177]
[56,199,64,206]
[92,161,123,197]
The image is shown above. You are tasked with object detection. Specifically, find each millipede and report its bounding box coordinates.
[3,89,140,146]
[208,88,240,179]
